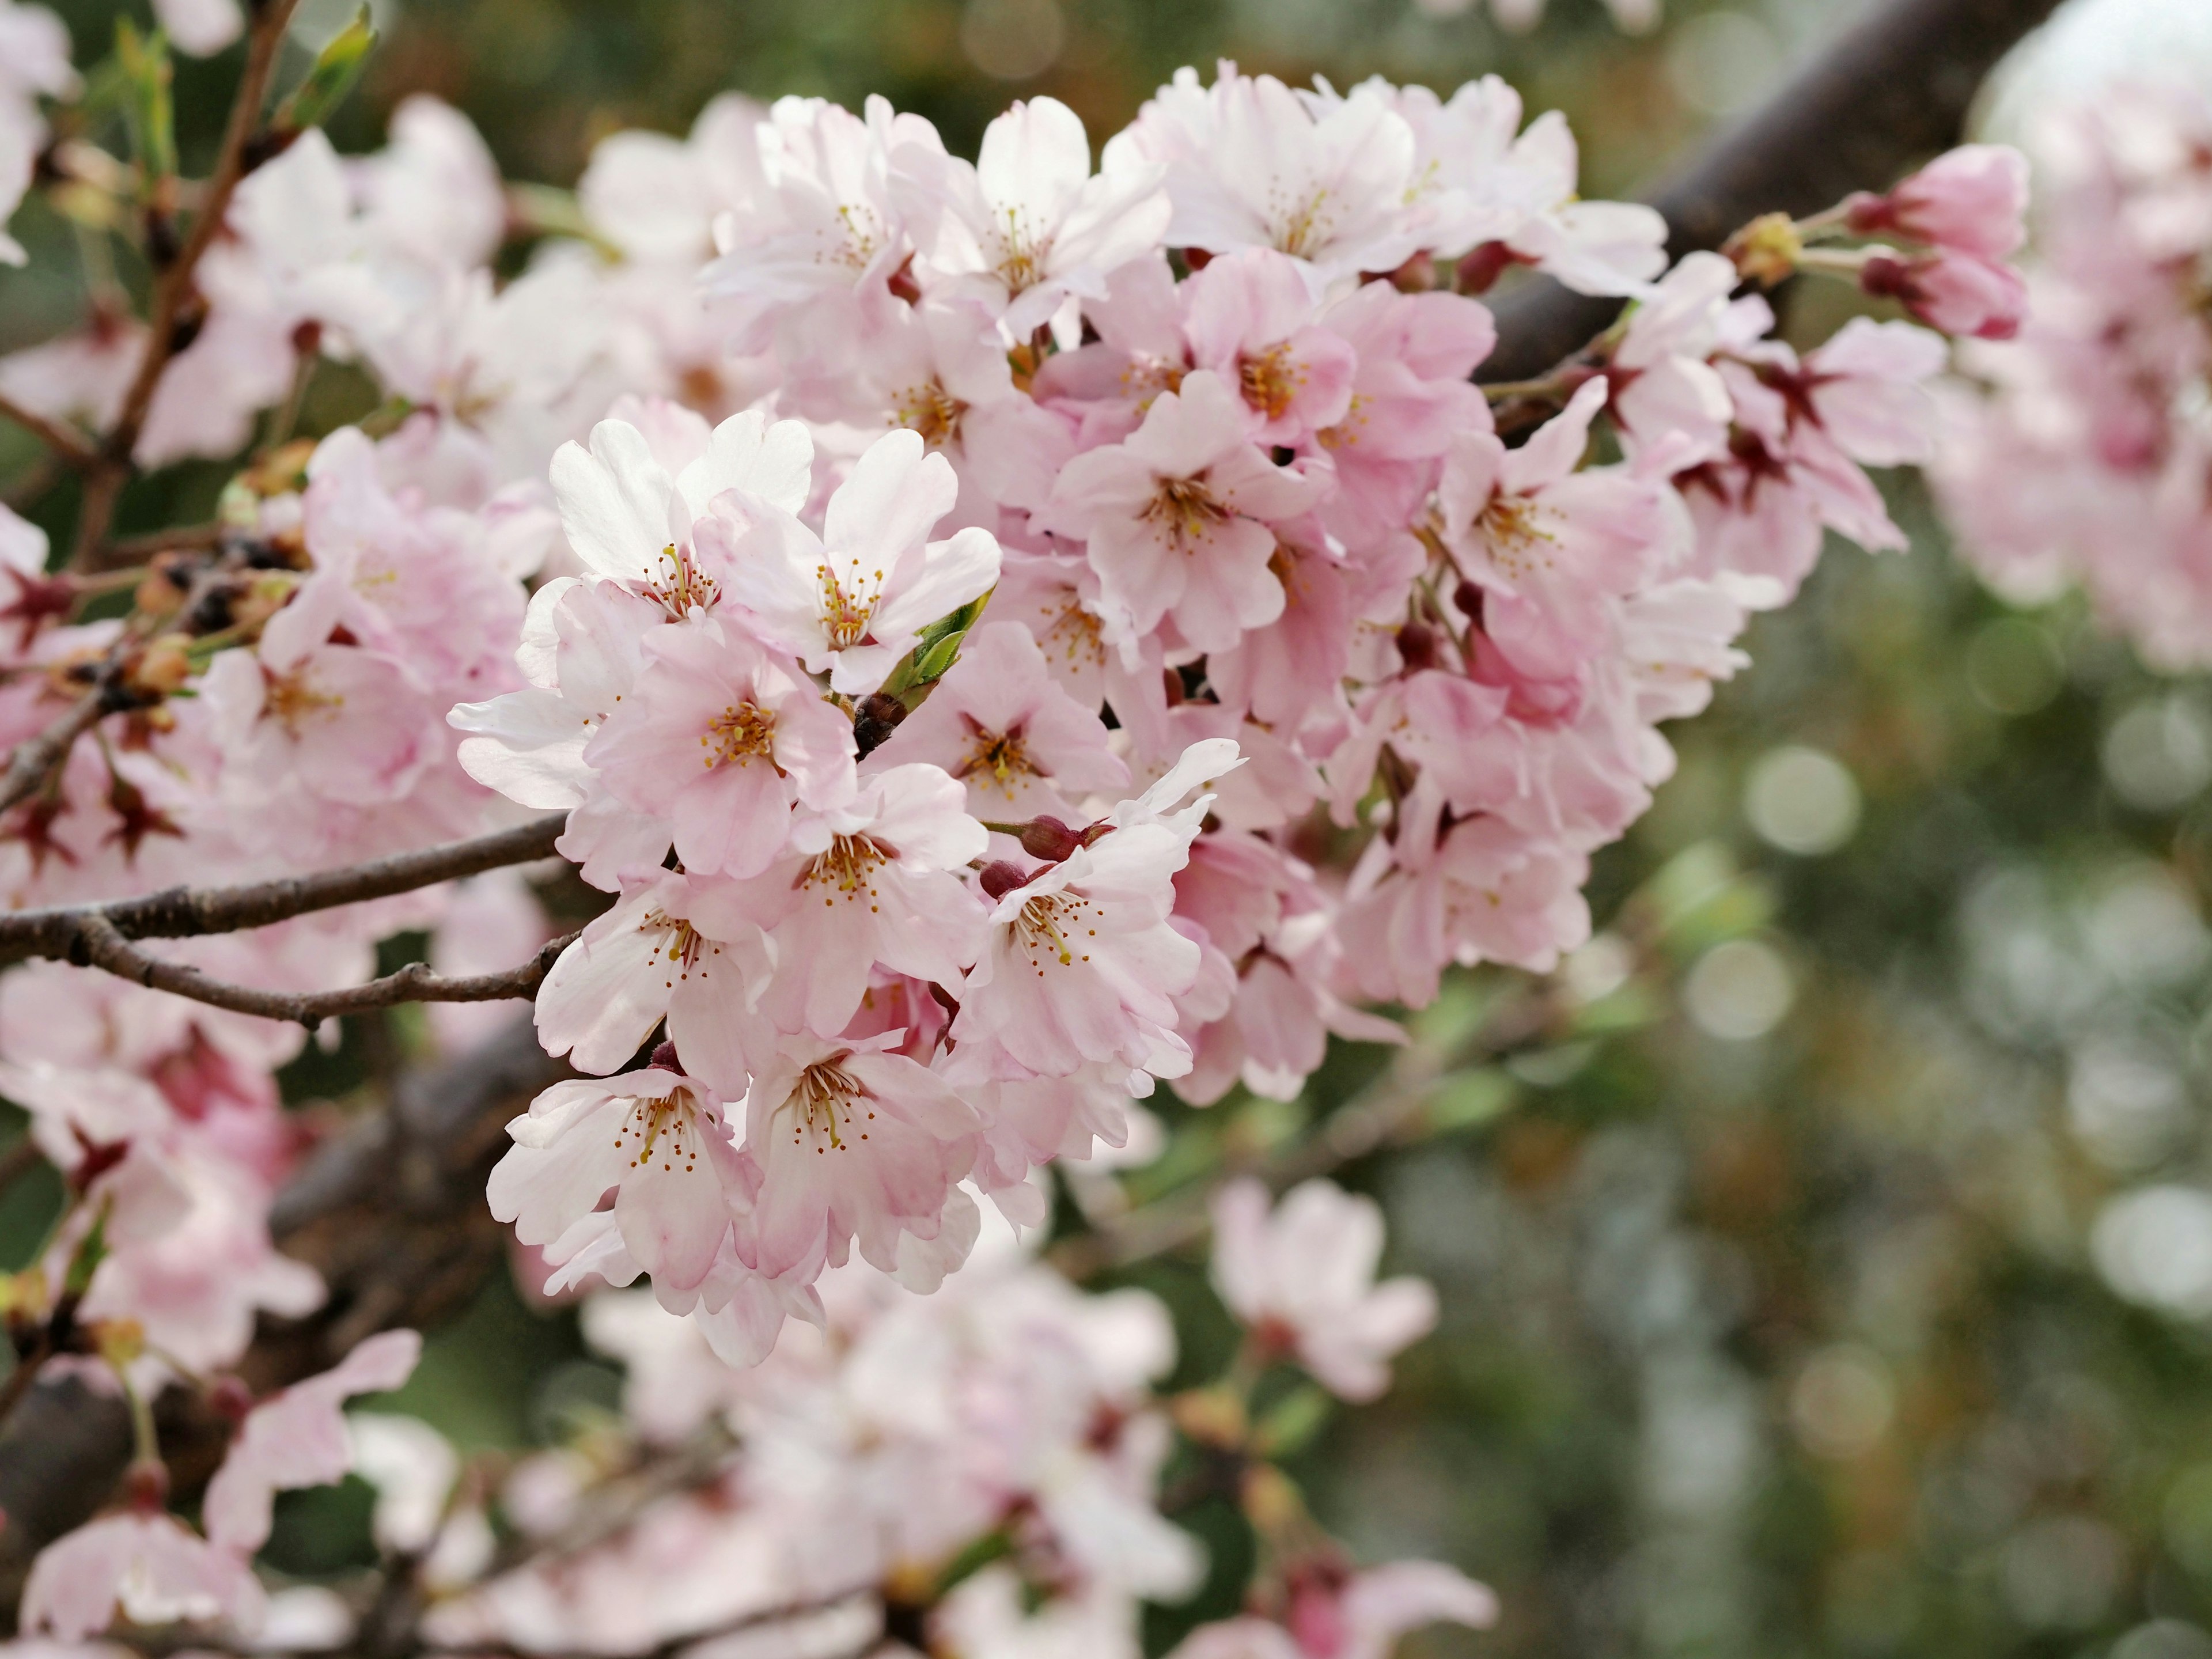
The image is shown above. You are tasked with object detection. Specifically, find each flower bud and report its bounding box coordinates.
[122,1459,170,1513]
[1015,816,1084,862]
[978,860,1033,902]
[1861,249,2026,340]
[1170,1385,1248,1449]
[1847,144,2029,260]
[127,634,194,698]
[1395,620,1438,673]
[852,692,906,759]
[1721,211,1802,289]
[207,1373,256,1423]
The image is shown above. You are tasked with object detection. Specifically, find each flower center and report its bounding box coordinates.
[788,1055,875,1152]
[643,542,720,619]
[1476,494,1557,579]
[638,909,718,989]
[1318,392,1370,452]
[1274,188,1336,260]
[799,833,895,907]
[1138,475,1233,554]
[956,716,1037,798]
[702,702,778,771]
[893,379,967,449]
[1012,889,1098,972]
[825,202,884,272]
[613,1089,702,1174]
[994,207,1051,294]
[815,559,884,650]
[1239,343,1306,421]
[264,668,342,736]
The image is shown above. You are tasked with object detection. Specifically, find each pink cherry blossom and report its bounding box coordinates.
[1103,65,1425,290]
[202,1329,424,1555]
[738,1031,981,1287]
[587,615,855,879]
[1847,142,2029,260]
[902,94,1172,335]
[22,1511,264,1641]
[1181,248,1357,445]
[711,427,1002,695]
[680,762,989,1041]
[1861,246,2028,340]
[490,1064,756,1304]
[866,618,1127,820]
[1041,369,1323,656]
[1438,377,1680,681]
[531,873,771,1089]
[1210,1177,1437,1402]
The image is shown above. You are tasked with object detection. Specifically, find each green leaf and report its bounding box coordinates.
[113,21,176,187]
[876,588,994,705]
[63,1203,109,1299]
[1252,1385,1334,1458]
[1422,1066,1517,1133]
[271,6,377,139]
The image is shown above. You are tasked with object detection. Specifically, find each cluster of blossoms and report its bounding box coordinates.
[453,67,2005,1365]
[20,1183,1474,1659]
[1934,87,2212,667]
[0,5,2032,1652]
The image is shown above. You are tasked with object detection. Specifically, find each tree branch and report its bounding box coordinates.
[106,0,302,466]
[1480,0,2065,380]
[0,690,109,819]
[0,1016,577,1624]
[1048,982,1564,1281]
[0,395,97,471]
[70,918,580,1028]
[63,0,305,569]
[0,812,569,965]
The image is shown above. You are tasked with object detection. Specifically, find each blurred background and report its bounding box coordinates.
[20,0,2212,1656]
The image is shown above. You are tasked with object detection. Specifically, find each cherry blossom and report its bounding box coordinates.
[1041,369,1322,655]
[490,1063,756,1304]
[1210,1177,1438,1402]
[202,1330,424,1555]
[866,618,1126,820]
[903,94,1172,335]
[711,426,1002,695]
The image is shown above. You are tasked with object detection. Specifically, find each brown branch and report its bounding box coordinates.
[1480,0,2065,381]
[0,1016,578,1626]
[0,395,96,470]
[0,812,570,965]
[1050,984,1565,1281]
[0,690,108,819]
[70,918,580,1029]
[103,523,222,563]
[63,0,304,570]
[105,0,302,467]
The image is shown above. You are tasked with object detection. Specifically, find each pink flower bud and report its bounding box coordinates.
[1847,144,2029,260]
[1015,816,1084,862]
[1861,249,2027,340]
[978,860,1033,902]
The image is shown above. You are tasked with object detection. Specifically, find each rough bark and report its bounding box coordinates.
[1479,0,2065,381]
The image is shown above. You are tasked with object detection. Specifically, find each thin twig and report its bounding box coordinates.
[0,810,570,963]
[67,0,304,571]
[107,0,301,463]
[102,522,222,563]
[1050,986,1565,1279]
[0,690,108,819]
[0,395,96,470]
[70,919,579,1028]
